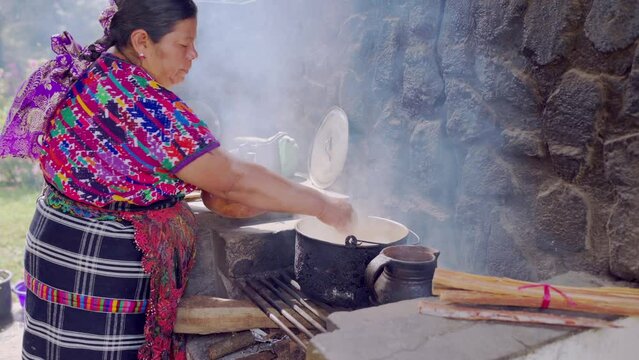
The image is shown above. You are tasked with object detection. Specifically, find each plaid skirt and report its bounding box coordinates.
[22,197,151,360]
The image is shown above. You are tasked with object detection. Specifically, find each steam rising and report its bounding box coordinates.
[183,1,454,257]
[181,1,353,153]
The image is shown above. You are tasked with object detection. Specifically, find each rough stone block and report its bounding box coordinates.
[372,18,403,94]
[402,43,444,111]
[445,80,497,143]
[367,106,411,192]
[454,196,496,272]
[542,69,604,180]
[475,55,541,113]
[585,0,639,52]
[454,196,535,280]
[533,181,589,253]
[483,208,536,280]
[439,0,475,77]
[620,45,639,121]
[338,69,368,133]
[606,200,639,281]
[501,129,546,158]
[409,120,456,201]
[461,146,516,196]
[474,0,527,44]
[523,0,585,64]
[604,132,639,200]
[408,1,440,40]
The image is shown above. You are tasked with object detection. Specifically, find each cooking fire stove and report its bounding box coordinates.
[181,107,352,358]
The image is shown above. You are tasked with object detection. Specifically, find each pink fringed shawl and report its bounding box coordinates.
[122,203,197,360]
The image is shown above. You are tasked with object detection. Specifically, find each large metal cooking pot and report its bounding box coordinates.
[294,215,414,308]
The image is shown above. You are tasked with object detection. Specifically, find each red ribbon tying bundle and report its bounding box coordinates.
[518,283,577,309]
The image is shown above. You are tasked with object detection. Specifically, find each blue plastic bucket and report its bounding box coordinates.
[12,281,26,308]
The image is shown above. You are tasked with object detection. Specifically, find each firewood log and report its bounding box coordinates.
[207,332,256,359]
[175,296,303,334]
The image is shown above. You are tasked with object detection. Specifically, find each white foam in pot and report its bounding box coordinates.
[295,216,409,246]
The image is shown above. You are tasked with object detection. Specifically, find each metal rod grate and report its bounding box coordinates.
[238,273,332,350]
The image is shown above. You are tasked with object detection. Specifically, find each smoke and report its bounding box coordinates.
[180,1,353,159]
[181,1,456,249]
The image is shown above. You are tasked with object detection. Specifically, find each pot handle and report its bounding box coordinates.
[365,253,393,295]
[408,230,420,245]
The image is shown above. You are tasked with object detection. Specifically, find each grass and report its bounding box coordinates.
[0,186,39,282]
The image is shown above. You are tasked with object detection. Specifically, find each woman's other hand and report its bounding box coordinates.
[201,190,266,218]
[317,196,357,234]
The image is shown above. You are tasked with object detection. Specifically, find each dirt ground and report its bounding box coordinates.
[0,302,23,360]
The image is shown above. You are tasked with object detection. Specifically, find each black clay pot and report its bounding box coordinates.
[365,245,440,305]
[294,216,411,308]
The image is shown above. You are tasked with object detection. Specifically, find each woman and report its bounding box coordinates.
[0,1,354,359]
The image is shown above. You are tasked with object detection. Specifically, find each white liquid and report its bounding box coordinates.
[296,216,408,246]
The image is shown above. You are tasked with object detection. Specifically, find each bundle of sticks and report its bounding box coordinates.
[418,268,639,328]
[433,268,639,316]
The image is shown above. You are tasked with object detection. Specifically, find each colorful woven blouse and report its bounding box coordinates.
[39,53,219,207]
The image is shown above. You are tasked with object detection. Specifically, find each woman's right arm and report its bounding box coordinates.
[176,148,355,231]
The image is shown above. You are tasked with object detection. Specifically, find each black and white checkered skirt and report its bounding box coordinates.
[22,197,151,360]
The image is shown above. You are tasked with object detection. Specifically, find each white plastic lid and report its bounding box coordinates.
[308,107,349,189]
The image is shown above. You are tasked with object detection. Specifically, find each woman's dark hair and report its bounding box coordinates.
[82,0,197,62]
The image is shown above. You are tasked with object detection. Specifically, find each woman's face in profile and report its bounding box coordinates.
[145,17,198,88]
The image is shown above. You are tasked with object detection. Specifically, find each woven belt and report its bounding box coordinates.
[42,183,183,221]
[25,272,147,314]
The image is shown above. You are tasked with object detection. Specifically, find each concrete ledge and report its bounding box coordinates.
[516,317,639,359]
[309,299,573,360]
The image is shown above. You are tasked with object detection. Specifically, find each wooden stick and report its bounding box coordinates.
[438,289,639,317]
[418,300,621,329]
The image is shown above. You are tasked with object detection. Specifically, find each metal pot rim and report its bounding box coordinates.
[295,215,409,247]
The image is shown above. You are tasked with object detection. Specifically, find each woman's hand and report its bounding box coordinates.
[201,190,266,219]
[317,196,357,234]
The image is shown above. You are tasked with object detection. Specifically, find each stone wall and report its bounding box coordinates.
[194,0,639,283]
[336,0,639,282]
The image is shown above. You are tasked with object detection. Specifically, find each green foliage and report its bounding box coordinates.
[0,100,7,130]
[0,158,43,189]
[0,186,39,281]
[0,0,105,67]
[0,0,104,126]
[0,1,104,188]
[0,67,10,130]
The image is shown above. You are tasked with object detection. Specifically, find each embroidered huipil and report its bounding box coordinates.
[40,52,219,207]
